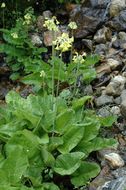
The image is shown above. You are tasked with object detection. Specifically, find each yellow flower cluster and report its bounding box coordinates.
[43,16,59,32]
[1,2,5,8]
[72,52,86,64]
[68,21,77,30]
[53,33,74,52]
[11,32,18,39]
[23,13,31,25]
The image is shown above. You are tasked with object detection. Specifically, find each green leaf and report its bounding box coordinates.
[99,115,117,127]
[43,182,60,190]
[72,96,91,110]
[41,146,55,167]
[71,161,100,187]
[58,124,84,154]
[75,137,117,156]
[55,109,75,134]
[48,137,63,152]
[83,68,96,83]
[85,55,100,66]
[0,145,28,185]
[54,152,85,175]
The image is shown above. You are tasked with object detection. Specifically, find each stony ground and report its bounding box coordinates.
[1,0,126,189]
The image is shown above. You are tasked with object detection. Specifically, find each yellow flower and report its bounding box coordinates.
[1,2,5,8]
[11,32,18,39]
[53,32,74,52]
[68,21,77,30]
[72,52,86,64]
[43,16,59,32]
[40,70,46,78]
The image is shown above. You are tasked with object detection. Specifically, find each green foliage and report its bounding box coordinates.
[0,91,117,189]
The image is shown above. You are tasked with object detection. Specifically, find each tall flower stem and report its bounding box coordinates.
[56,53,62,97]
[2,9,4,28]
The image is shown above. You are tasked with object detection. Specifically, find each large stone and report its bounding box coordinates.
[97,176,126,190]
[104,153,125,168]
[109,0,126,17]
[95,94,114,107]
[31,33,42,46]
[70,6,108,38]
[105,75,126,96]
[90,0,111,8]
[108,10,126,31]
[94,26,112,44]
[106,58,121,70]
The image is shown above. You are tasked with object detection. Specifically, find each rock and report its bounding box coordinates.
[120,89,126,102]
[70,6,108,38]
[31,33,42,46]
[97,106,112,117]
[43,30,61,46]
[82,39,93,50]
[105,75,126,96]
[114,96,121,105]
[110,106,120,115]
[109,0,126,17]
[109,10,126,31]
[95,94,114,107]
[94,27,112,44]
[94,44,108,56]
[97,176,126,190]
[112,167,126,178]
[83,85,93,95]
[96,64,111,75]
[90,0,111,8]
[104,153,125,168]
[37,11,52,31]
[119,31,126,41]
[107,58,121,70]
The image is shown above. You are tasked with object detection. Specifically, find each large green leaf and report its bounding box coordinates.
[58,124,84,154]
[72,96,91,110]
[48,137,63,152]
[0,145,28,185]
[82,115,101,142]
[54,152,85,175]
[99,115,117,127]
[75,137,117,156]
[71,161,100,187]
[55,109,75,134]
[41,146,55,167]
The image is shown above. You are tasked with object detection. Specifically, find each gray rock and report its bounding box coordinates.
[114,96,121,105]
[97,106,112,117]
[107,58,121,70]
[83,85,93,95]
[109,0,126,17]
[112,167,126,178]
[90,0,111,8]
[94,27,112,44]
[70,6,108,38]
[97,176,126,190]
[105,75,126,96]
[109,10,126,31]
[94,44,108,55]
[31,33,42,46]
[82,39,93,50]
[95,94,114,107]
[110,106,120,115]
[120,89,126,102]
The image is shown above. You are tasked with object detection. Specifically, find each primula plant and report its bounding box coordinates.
[0,91,117,190]
[0,11,117,190]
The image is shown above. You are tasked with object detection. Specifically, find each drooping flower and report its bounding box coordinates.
[68,21,77,30]
[11,32,18,39]
[43,16,59,32]
[53,32,74,52]
[72,52,86,64]
[1,2,6,8]
[23,13,32,25]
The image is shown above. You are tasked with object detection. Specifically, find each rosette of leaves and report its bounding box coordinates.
[0,91,117,189]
